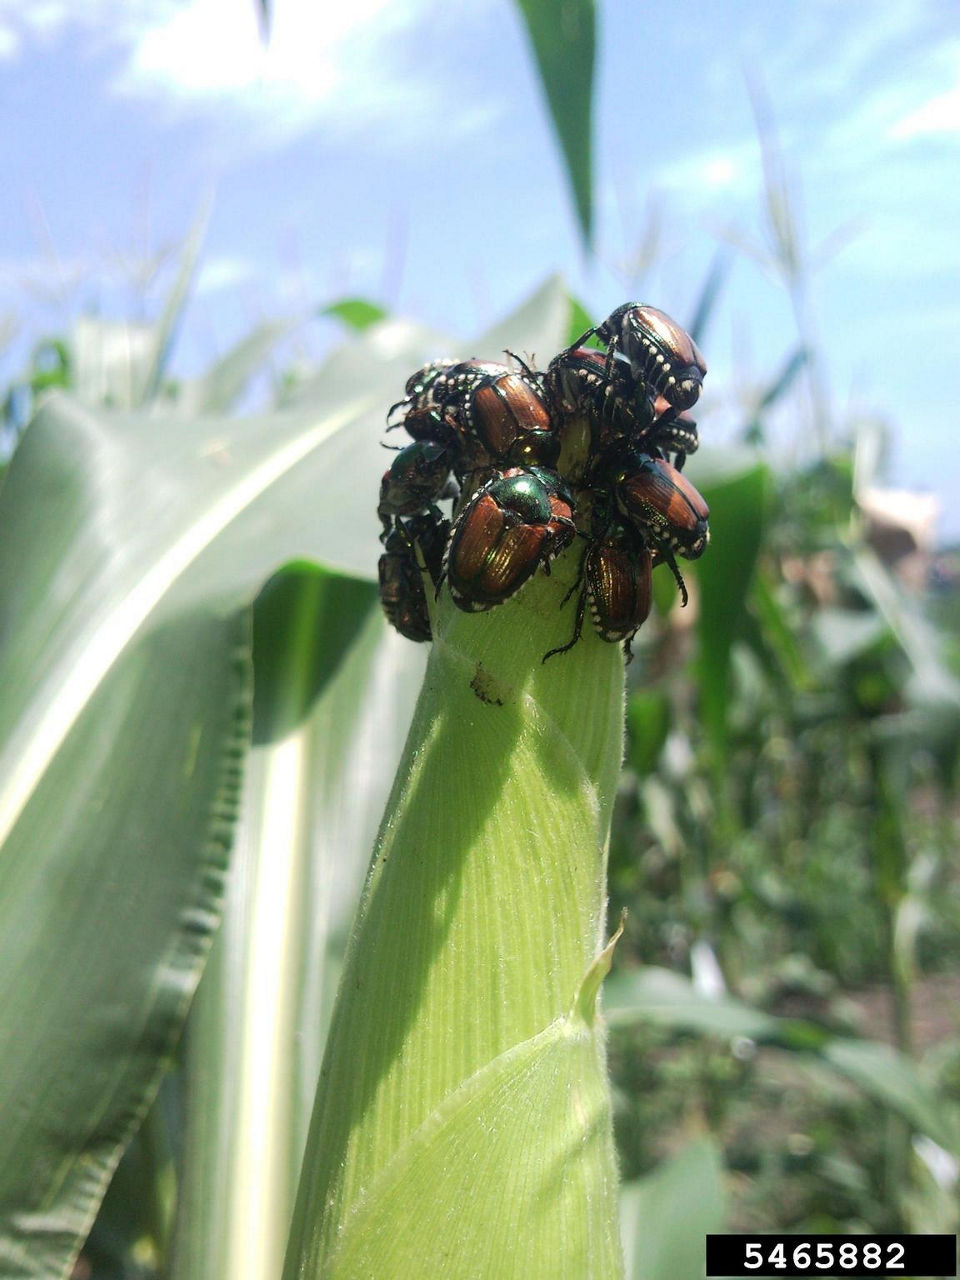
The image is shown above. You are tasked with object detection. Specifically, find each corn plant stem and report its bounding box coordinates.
[887,917,914,1060]
[284,541,627,1277]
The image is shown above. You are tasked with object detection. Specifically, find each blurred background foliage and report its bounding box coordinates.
[0,1,957,1278]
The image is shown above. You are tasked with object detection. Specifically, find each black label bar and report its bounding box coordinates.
[706,1234,957,1278]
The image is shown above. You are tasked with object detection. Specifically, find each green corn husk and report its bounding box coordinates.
[284,511,627,1279]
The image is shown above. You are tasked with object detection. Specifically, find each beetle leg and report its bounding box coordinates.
[541,582,587,663]
[559,539,589,607]
[435,524,451,601]
[378,502,403,541]
[656,544,689,607]
[541,543,590,662]
[568,325,599,351]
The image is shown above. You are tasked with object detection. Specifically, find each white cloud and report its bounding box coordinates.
[0,0,491,148]
[0,1,170,50]
[746,1,945,111]
[651,140,761,205]
[890,83,960,140]
[195,255,257,296]
[119,0,355,101]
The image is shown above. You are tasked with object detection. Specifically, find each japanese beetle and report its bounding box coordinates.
[442,466,576,611]
[392,359,560,471]
[378,526,431,643]
[543,521,653,663]
[389,359,506,440]
[387,359,457,426]
[377,439,457,536]
[603,451,709,605]
[544,346,656,449]
[377,510,450,642]
[462,365,559,468]
[544,347,699,469]
[573,304,707,411]
[608,453,708,557]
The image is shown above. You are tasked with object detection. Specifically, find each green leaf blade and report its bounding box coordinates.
[0,369,403,1277]
[620,1138,727,1280]
[688,453,772,767]
[174,579,429,1280]
[321,298,389,333]
[514,0,596,246]
[0,610,250,1280]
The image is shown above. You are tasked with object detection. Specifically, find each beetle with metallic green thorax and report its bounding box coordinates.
[377,440,457,537]
[378,510,450,642]
[441,467,576,612]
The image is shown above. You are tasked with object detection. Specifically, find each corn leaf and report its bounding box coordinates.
[686,452,772,768]
[172,577,428,1280]
[513,0,596,246]
[0,317,444,1278]
[168,279,571,1280]
[620,1137,727,1280]
[605,967,956,1152]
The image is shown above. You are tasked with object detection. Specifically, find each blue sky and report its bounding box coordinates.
[2,0,958,536]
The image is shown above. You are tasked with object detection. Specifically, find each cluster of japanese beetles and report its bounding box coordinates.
[377,303,710,663]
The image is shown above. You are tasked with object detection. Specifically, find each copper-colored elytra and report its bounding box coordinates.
[378,553,430,643]
[663,464,710,522]
[588,544,652,640]
[453,496,505,577]
[395,602,430,643]
[624,460,708,530]
[472,376,552,455]
[497,376,552,430]
[635,306,707,375]
[479,523,544,596]
[471,383,516,455]
[548,493,575,523]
